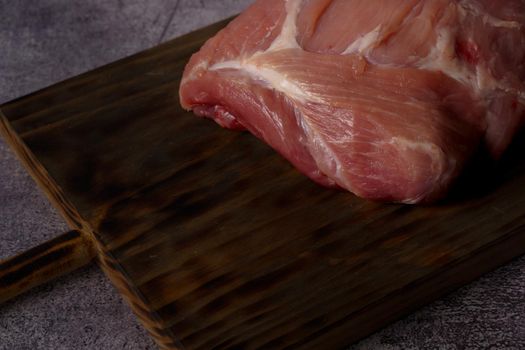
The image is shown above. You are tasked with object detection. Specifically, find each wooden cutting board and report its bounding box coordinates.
[1,18,525,350]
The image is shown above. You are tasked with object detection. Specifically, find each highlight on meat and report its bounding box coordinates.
[179,0,525,204]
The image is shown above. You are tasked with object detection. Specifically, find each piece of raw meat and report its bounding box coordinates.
[179,0,525,203]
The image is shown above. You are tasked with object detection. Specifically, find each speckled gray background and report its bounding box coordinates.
[0,1,524,349]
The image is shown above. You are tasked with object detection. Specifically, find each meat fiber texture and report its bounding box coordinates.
[179,0,525,204]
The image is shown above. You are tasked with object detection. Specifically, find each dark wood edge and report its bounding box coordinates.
[0,230,95,304]
[297,224,525,348]
[94,234,185,350]
[0,109,183,350]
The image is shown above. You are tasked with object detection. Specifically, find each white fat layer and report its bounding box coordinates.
[419,26,524,103]
[185,0,302,85]
[209,0,323,103]
[389,137,449,204]
[390,137,441,157]
[390,136,457,185]
[181,60,209,86]
[210,59,323,103]
[483,15,521,29]
[342,25,382,55]
[266,0,303,52]
[419,28,473,85]
[298,115,351,191]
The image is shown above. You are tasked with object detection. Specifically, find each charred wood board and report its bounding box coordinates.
[1,18,524,350]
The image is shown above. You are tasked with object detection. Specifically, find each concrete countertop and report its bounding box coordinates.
[0,1,524,349]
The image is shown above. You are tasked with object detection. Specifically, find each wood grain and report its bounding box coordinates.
[0,18,524,349]
[0,230,94,303]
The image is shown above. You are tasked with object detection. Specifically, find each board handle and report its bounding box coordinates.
[0,230,95,303]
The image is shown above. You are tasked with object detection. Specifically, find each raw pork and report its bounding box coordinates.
[179,0,525,203]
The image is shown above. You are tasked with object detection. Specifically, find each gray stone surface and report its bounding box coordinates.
[0,1,523,349]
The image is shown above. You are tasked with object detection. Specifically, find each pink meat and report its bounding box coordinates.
[179,0,525,203]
